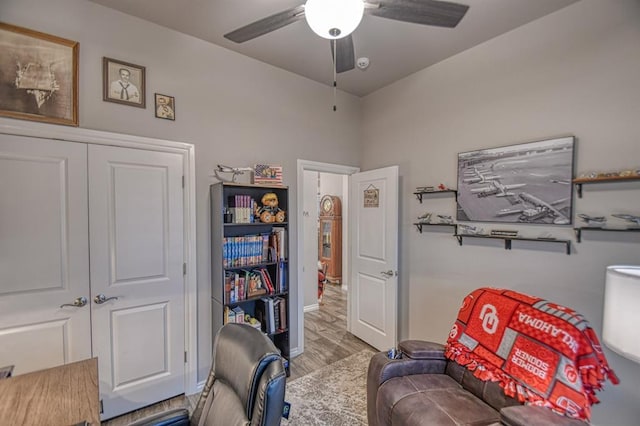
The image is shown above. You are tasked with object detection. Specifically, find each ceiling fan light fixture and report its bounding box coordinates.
[305,0,364,40]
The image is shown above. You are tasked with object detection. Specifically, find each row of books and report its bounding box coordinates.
[223,234,269,268]
[227,195,257,224]
[255,297,287,335]
[225,267,283,304]
[223,228,287,268]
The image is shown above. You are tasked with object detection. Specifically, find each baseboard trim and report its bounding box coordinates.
[304,304,319,313]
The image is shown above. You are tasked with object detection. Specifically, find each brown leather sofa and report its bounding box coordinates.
[367,340,589,426]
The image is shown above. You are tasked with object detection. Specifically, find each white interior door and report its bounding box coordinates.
[0,135,91,374]
[88,145,185,420]
[349,166,399,351]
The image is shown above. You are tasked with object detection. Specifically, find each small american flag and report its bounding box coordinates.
[253,164,283,185]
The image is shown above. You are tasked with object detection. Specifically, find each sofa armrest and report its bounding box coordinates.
[366,341,448,426]
[500,406,589,426]
[398,340,446,360]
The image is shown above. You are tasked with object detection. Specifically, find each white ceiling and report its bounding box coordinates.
[89,0,579,97]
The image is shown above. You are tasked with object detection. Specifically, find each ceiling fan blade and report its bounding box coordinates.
[365,0,469,28]
[330,35,355,73]
[224,5,306,43]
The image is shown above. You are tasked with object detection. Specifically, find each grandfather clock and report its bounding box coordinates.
[319,195,342,284]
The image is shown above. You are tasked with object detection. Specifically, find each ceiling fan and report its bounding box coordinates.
[224,0,470,73]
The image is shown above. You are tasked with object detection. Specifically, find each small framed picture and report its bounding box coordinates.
[0,22,79,126]
[103,57,145,108]
[154,93,175,120]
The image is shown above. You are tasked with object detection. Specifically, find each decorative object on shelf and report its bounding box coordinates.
[253,164,283,185]
[457,224,484,235]
[154,93,175,120]
[213,164,253,183]
[417,212,432,224]
[457,136,574,225]
[603,265,640,364]
[611,214,640,227]
[103,57,145,108]
[256,192,286,223]
[437,214,453,224]
[437,183,448,191]
[416,186,435,192]
[0,22,78,126]
[578,213,607,227]
[490,229,518,237]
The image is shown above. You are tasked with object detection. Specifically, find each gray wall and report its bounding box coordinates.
[0,0,362,383]
[360,1,640,424]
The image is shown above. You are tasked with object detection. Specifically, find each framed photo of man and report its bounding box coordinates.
[0,22,79,126]
[103,57,145,108]
[154,93,175,120]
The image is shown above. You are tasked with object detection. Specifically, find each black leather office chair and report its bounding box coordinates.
[130,323,286,426]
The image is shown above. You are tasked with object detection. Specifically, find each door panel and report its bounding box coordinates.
[89,145,184,420]
[111,303,169,388]
[350,166,398,351]
[0,135,91,374]
[356,273,386,332]
[112,165,168,282]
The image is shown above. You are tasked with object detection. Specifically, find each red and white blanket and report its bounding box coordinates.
[445,287,619,421]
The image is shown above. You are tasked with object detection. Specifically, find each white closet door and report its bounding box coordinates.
[88,144,185,420]
[0,135,91,375]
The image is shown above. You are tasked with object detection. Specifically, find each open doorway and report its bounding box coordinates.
[294,160,359,357]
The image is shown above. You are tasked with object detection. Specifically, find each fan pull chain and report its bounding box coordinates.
[333,39,337,112]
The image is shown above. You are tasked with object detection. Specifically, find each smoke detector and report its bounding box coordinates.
[356,57,370,70]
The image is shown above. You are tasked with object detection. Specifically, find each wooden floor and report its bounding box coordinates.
[103,282,374,424]
[289,282,375,380]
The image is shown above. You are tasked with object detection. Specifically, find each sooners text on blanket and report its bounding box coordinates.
[445,287,618,421]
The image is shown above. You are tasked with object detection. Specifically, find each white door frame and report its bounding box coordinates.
[294,159,359,357]
[0,117,198,395]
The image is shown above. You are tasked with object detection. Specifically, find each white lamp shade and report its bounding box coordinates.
[305,0,364,39]
[603,265,640,363]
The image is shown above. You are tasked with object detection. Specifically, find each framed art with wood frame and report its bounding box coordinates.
[0,22,79,126]
[154,93,175,120]
[103,57,145,108]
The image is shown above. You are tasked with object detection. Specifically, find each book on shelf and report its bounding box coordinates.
[267,227,287,262]
[256,297,276,334]
[225,268,277,303]
[274,296,287,331]
[232,306,245,323]
[227,194,258,224]
[224,234,270,268]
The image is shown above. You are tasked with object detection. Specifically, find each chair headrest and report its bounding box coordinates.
[213,323,282,419]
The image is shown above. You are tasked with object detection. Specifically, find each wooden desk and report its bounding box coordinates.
[0,358,99,426]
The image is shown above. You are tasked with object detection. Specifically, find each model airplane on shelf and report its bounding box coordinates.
[611,214,640,226]
[212,164,254,182]
[578,214,607,227]
[417,212,432,224]
[437,215,454,224]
